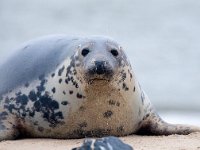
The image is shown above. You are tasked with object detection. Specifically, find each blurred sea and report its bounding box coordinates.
[160,111,200,126]
[0,0,199,124]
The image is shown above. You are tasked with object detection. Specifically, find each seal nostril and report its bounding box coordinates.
[94,61,104,66]
[94,61,106,75]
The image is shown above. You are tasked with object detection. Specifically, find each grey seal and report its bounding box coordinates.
[0,35,199,141]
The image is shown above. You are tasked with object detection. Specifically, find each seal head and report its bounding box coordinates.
[74,37,128,85]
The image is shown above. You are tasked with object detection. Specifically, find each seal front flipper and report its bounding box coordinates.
[0,112,19,141]
[136,112,200,135]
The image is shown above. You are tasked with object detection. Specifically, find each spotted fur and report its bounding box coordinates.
[0,35,199,141]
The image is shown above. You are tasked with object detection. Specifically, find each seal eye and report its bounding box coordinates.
[110,49,119,57]
[81,48,90,57]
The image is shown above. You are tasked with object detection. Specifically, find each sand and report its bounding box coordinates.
[0,132,200,150]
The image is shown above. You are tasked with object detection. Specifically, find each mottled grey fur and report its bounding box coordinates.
[0,35,199,141]
[0,35,78,95]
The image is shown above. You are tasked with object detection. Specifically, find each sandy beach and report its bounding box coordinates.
[0,132,200,150]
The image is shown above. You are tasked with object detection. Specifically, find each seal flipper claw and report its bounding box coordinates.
[137,112,200,135]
